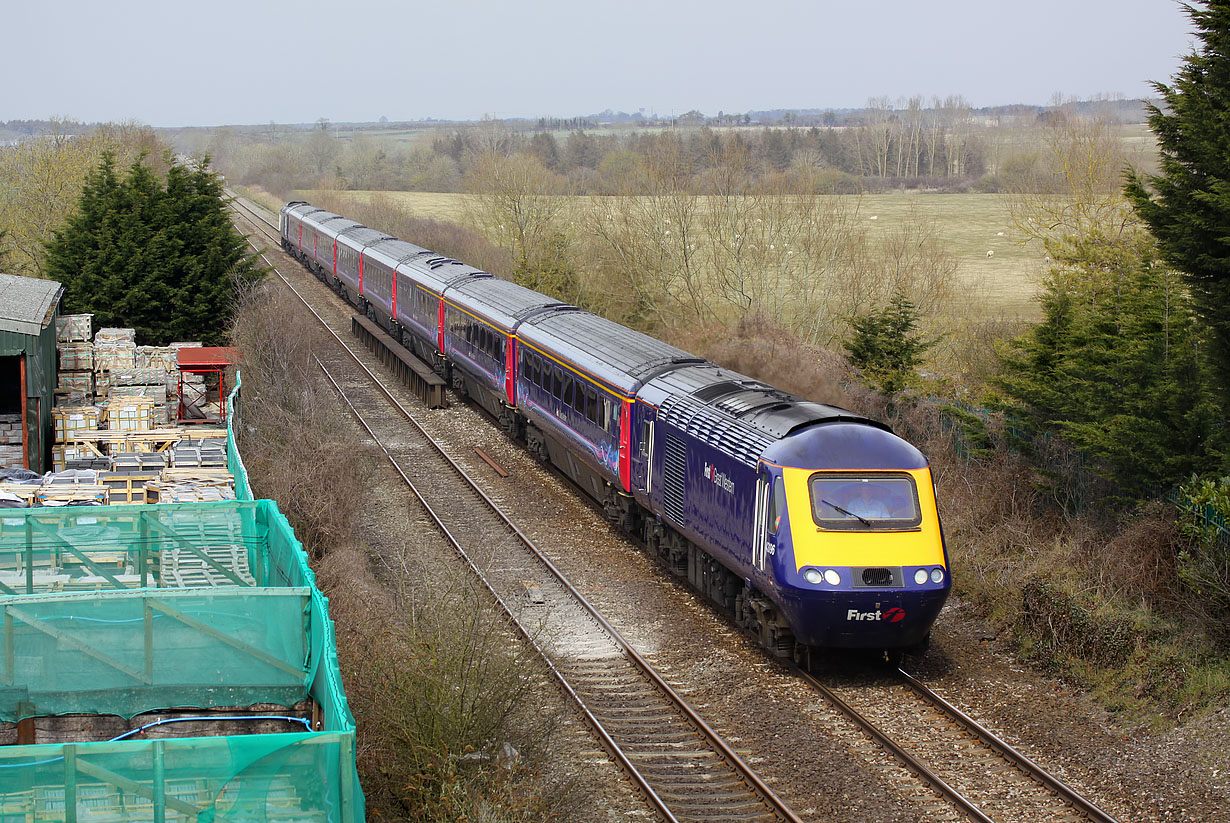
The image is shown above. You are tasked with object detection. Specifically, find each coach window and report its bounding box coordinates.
[563,377,573,408]
[584,389,596,424]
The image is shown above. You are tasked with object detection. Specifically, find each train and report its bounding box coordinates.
[280,201,951,662]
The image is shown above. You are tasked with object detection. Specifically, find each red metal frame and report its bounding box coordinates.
[176,347,239,425]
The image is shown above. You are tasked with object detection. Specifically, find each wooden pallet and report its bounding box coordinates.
[58,427,228,456]
[35,485,109,507]
[158,543,255,587]
[99,472,158,504]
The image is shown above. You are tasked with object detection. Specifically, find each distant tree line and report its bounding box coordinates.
[194,97,1152,198]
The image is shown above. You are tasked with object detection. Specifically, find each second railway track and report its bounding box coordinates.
[228,193,1125,823]
[231,196,803,823]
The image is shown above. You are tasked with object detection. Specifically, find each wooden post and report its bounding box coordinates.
[144,598,154,684]
[152,740,166,823]
[64,745,78,823]
[19,356,28,470]
[15,702,33,745]
[139,510,150,587]
[24,516,33,594]
[339,733,356,822]
[3,608,12,686]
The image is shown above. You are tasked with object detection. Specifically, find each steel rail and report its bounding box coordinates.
[897,667,1120,823]
[229,197,804,823]
[234,193,1117,823]
[798,669,997,823]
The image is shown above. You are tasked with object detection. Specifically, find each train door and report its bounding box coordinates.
[752,466,783,576]
[634,403,656,498]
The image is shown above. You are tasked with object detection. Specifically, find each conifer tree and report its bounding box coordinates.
[1125,1,1230,408]
[997,230,1216,494]
[44,153,262,345]
[843,292,937,395]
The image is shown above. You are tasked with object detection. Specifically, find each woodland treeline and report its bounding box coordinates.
[179,96,1155,196]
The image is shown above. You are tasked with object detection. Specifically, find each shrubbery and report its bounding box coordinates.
[1176,476,1230,643]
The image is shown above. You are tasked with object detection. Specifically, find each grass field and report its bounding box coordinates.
[293,189,1049,320]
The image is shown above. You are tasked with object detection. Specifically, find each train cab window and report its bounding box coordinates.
[768,475,785,535]
[809,474,921,531]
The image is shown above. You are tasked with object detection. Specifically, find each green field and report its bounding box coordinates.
[295,190,1048,320]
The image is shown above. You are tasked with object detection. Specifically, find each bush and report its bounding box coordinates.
[1176,475,1230,644]
[843,292,939,395]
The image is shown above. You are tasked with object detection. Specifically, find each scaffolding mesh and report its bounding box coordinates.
[0,496,362,820]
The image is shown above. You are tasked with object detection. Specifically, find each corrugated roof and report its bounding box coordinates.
[0,274,63,337]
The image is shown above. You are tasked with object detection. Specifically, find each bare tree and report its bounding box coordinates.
[464,150,568,277]
[1008,107,1139,253]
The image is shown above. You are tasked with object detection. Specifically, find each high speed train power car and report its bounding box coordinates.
[281,201,951,661]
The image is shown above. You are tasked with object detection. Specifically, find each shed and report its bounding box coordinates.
[0,273,63,473]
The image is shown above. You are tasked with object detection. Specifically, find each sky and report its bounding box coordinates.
[3,0,1200,127]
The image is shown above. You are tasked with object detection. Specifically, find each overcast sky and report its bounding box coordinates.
[3,0,1199,127]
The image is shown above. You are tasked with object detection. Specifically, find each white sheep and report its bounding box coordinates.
[986,250,994,258]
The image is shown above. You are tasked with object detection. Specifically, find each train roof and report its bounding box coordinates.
[518,311,701,396]
[336,226,391,249]
[399,255,492,294]
[365,238,431,268]
[296,208,362,240]
[764,421,927,471]
[642,362,888,466]
[445,277,565,332]
[283,202,320,219]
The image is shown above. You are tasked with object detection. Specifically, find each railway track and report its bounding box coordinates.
[806,666,1120,823]
[228,196,803,823]
[227,194,1122,823]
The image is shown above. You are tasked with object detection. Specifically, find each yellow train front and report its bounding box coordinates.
[758,420,950,653]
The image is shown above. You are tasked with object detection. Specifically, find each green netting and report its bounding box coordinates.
[0,586,310,719]
[0,496,363,817]
[226,375,255,503]
[0,731,359,822]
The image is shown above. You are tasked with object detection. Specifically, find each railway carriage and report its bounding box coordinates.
[516,311,698,507]
[393,257,491,368]
[358,238,430,335]
[334,226,391,306]
[279,200,951,660]
[441,278,561,424]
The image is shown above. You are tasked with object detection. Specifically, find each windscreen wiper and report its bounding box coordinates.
[821,498,871,527]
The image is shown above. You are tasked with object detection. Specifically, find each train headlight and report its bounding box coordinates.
[823,569,841,586]
[914,568,929,585]
[803,568,823,585]
[930,568,945,584]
